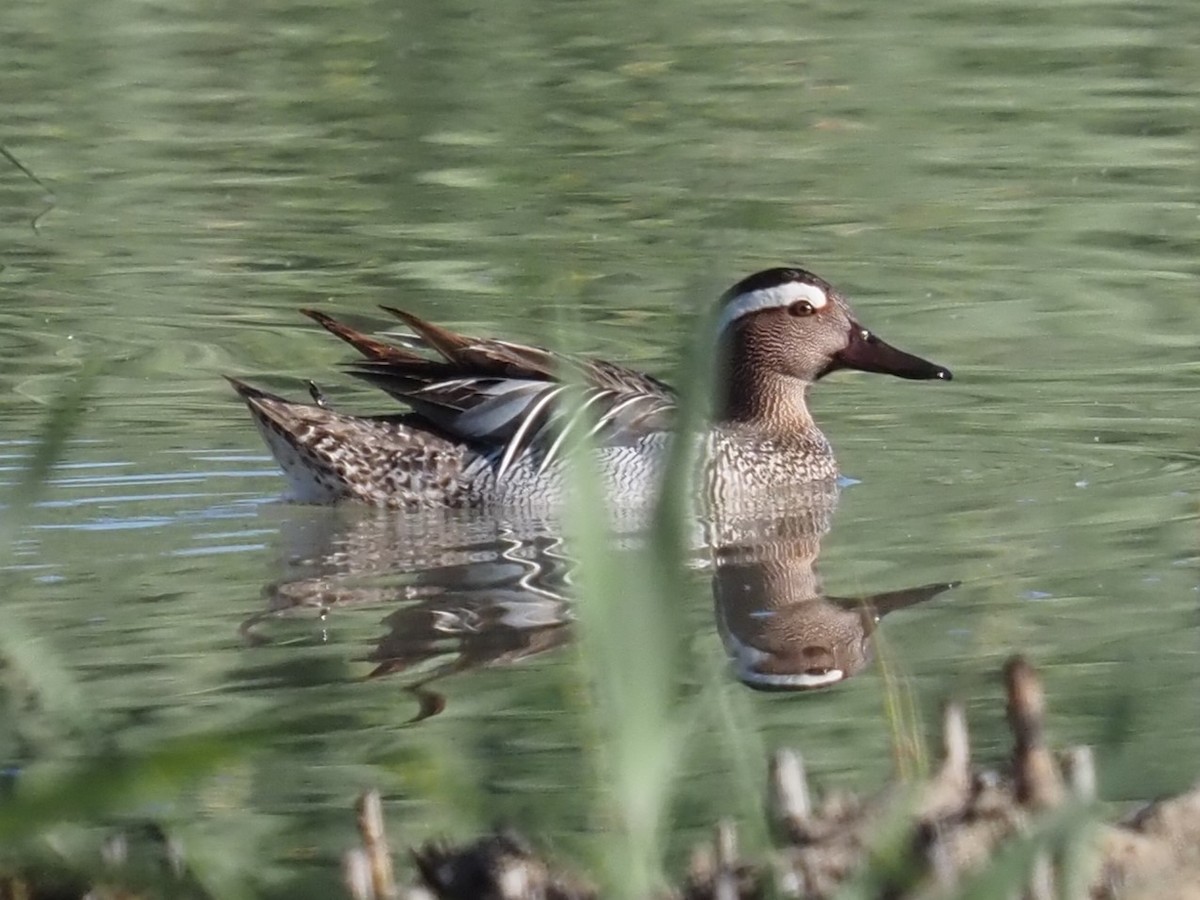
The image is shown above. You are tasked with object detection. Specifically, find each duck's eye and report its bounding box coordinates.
[788,300,816,317]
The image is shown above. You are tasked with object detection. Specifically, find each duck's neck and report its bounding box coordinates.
[718,366,819,441]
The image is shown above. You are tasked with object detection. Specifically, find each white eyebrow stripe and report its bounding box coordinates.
[715,282,829,334]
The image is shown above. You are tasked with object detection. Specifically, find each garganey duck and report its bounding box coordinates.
[228,266,950,508]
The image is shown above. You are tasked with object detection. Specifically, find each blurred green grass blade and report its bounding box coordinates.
[693,649,770,855]
[566,429,680,897]
[648,285,718,585]
[560,280,725,896]
[171,814,282,900]
[8,357,104,513]
[0,729,265,843]
[0,615,88,727]
[2,362,106,732]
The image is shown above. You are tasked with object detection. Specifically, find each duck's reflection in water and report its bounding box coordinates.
[243,510,574,723]
[714,546,954,691]
[365,550,573,723]
[245,489,954,718]
[710,482,956,691]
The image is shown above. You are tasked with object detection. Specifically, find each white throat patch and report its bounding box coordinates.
[716,281,829,335]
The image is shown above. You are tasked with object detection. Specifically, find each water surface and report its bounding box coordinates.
[2,0,1197,890]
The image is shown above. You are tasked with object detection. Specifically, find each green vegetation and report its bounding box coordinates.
[1,372,266,899]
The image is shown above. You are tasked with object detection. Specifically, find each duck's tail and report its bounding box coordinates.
[225,377,468,507]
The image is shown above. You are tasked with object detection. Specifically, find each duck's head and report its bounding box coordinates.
[717,266,952,385]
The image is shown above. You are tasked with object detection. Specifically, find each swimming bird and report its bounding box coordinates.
[228,266,950,508]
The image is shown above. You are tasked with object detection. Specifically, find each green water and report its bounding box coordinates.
[2,0,1198,892]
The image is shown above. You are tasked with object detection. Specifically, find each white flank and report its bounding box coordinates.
[252,419,343,503]
[716,281,829,334]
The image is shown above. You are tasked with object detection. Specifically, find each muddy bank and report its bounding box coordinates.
[347,657,1200,900]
